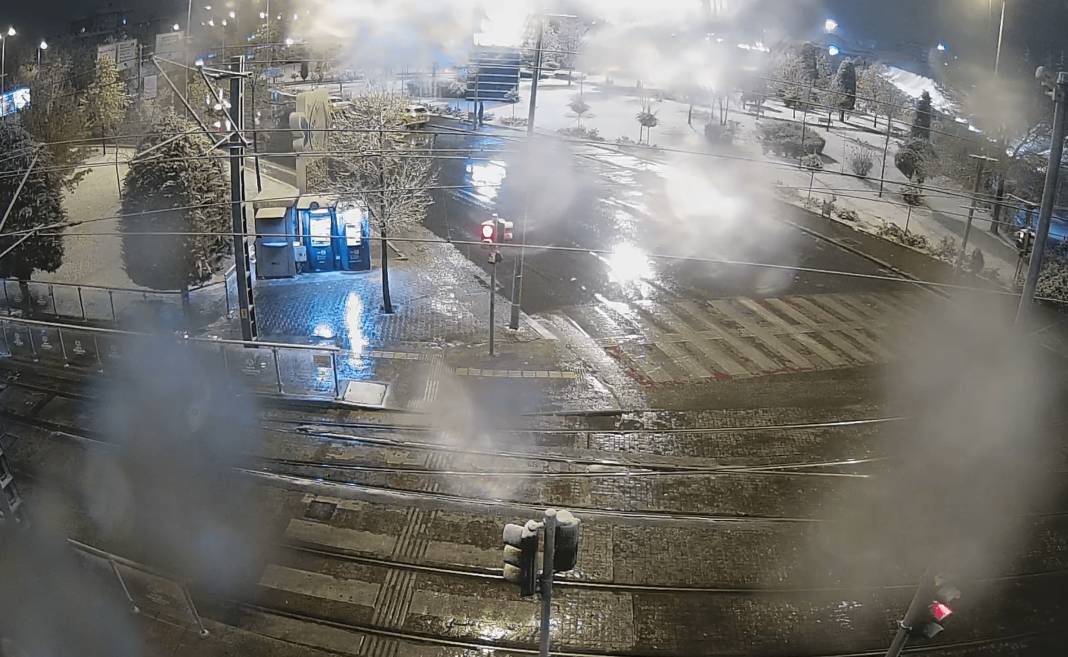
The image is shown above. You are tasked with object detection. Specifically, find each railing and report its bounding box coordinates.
[0,269,237,325]
[0,316,343,401]
[68,538,211,637]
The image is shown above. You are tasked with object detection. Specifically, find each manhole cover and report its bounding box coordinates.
[305,500,338,521]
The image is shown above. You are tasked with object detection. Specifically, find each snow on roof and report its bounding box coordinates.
[882,65,956,113]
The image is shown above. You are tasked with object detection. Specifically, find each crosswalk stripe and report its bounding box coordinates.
[765,298,872,365]
[710,300,814,370]
[595,302,655,340]
[781,297,878,363]
[617,342,674,383]
[887,290,929,316]
[638,301,751,377]
[827,293,887,322]
[738,298,848,368]
[857,292,917,321]
[674,300,780,371]
[808,295,869,323]
[841,328,895,360]
[654,341,713,379]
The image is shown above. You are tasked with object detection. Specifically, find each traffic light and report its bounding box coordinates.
[496,218,514,242]
[553,510,581,572]
[502,520,539,596]
[480,220,497,244]
[909,574,961,640]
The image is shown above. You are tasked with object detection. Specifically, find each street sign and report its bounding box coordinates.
[116,39,139,71]
[143,75,158,100]
[0,88,30,117]
[155,31,185,59]
[264,66,282,79]
[97,43,118,65]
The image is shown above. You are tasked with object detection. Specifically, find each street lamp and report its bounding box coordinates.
[37,39,47,68]
[173,23,181,31]
[993,0,1006,76]
[824,18,838,33]
[1,26,16,95]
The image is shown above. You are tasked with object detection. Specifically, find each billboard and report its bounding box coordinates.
[0,88,31,117]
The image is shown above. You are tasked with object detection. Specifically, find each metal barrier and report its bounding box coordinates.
[68,538,210,637]
[0,272,236,325]
[0,316,342,401]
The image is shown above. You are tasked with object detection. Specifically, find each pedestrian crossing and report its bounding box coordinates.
[552,290,926,385]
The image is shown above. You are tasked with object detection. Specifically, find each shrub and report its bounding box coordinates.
[902,183,924,206]
[615,136,636,145]
[932,237,959,262]
[801,154,824,170]
[499,116,528,127]
[875,221,930,250]
[758,121,826,157]
[967,248,985,274]
[1037,262,1068,302]
[836,208,860,222]
[895,138,938,183]
[557,126,603,141]
[704,121,735,145]
[847,146,875,178]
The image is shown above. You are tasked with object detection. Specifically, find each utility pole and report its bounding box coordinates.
[229,56,257,341]
[1016,68,1068,324]
[955,154,996,272]
[994,0,1007,77]
[489,247,500,357]
[509,20,545,331]
[0,440,25,527]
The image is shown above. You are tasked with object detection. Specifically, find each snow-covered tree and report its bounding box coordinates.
[856,64,908,127]
[20,55,91,190]
[0,122,66,315]
[636,108,659,145]
[568,96,591,127]
[81,59,130,154]
[833,60,857,122]
[911,91,933,140]
[121,114,230,314]
[314,93,437,313]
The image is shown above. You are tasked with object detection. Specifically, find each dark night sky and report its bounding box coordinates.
[8,0,1068,73]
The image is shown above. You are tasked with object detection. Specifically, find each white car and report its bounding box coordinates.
[404,104,430,128]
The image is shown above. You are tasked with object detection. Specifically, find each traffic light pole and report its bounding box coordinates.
[539,508,557,657]
[1017,70,1068,324]
[884,568,932,657]
[230,56,257,342]
[489,249,498,357]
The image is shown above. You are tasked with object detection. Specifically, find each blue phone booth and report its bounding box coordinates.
[338,204,372,272]
[296,196,347,272]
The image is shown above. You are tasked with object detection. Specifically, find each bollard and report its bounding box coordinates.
[180,586,210,638]
[331,352,340,399]
[77,287,86,321]
[273,347,283,394]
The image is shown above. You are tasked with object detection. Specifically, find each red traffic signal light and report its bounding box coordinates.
[930,601,953,622]
[481,221,496,242]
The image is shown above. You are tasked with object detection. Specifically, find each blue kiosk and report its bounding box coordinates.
[292,196,372,274]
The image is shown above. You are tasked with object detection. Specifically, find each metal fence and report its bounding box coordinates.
[0,316,342,401]
[68,539,211,637]
[0,271,237,326]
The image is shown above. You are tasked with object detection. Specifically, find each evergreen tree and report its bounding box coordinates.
[20,54,92,191]
[0,123,67,314]
[81,59,130,153]
[300,60,310,81]
[121,114,230,315]
[834,60,857,122]
[912,90,933,140]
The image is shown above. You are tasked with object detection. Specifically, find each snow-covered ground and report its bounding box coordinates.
[462,75,1019,284]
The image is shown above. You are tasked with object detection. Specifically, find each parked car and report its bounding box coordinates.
[404,104,430,128]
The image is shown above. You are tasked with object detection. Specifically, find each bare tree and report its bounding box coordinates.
[568,95,591,128]
[314,93,437,313]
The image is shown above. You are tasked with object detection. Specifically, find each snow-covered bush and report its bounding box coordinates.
[758,121,825,157]
[801,154,823,170]
[847,146,875,178]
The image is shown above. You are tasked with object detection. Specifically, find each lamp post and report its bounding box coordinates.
[993,0,1006,76]
[37,39,47,69]
[1,26,15,95]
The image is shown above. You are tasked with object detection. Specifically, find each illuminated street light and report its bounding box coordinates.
[173,23,181,31]
[2,26,16,95]
[37,39,47,68]
[5,27,15,37]
[228,10,236,18]
[937,42,947,52]
[828,45,840,56]
[285,37,294,46]
[195,57,205,67]
[824,18,838,33]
